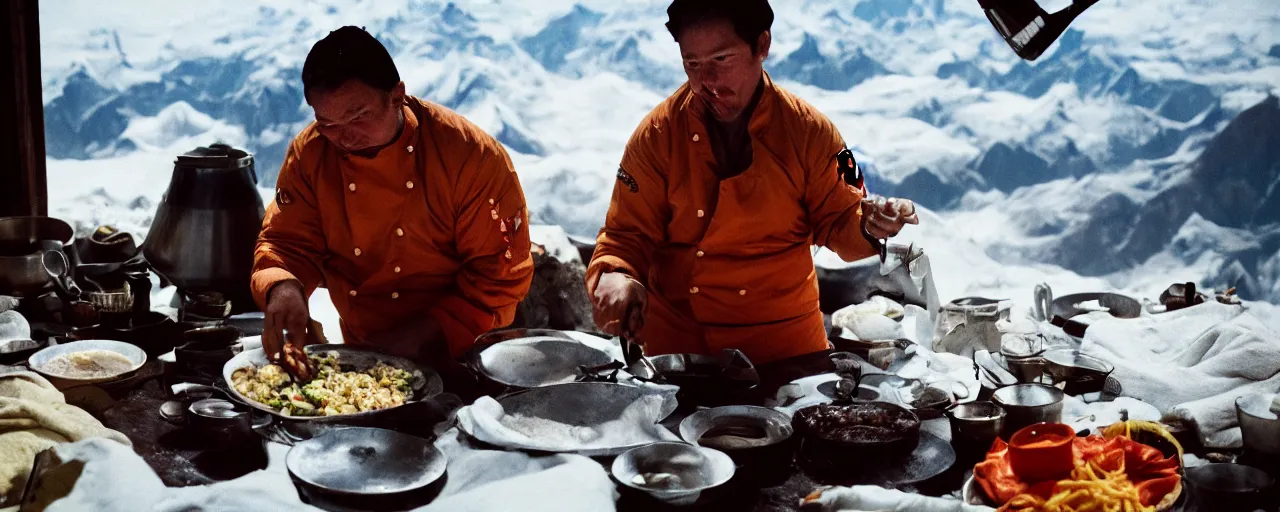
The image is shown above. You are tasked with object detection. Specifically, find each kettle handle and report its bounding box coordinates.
[1033,283,1053,322]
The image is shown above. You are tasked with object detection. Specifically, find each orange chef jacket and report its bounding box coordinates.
[252,96,534,359]
[586,72,879,365]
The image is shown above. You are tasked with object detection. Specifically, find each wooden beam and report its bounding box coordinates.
[1,0,48,217]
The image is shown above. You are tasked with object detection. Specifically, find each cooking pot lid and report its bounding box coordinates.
[175,143,254,170]
[287,427,446,494]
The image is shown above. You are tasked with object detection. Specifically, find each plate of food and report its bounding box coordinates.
[28,339,147,384]
[222,344,442,422]
[964,421,1183,511]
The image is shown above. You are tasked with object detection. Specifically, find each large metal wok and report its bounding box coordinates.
[222,344,444,424]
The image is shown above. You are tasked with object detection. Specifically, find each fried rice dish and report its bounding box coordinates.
[231,351,413,417]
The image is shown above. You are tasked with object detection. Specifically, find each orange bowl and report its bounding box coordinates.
[1008,422,1076,482]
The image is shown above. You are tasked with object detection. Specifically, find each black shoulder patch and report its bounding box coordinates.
[616,167,639,193]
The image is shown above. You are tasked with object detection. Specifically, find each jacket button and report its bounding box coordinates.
[349,290,358,297]
[391,292,400,299]
[739,289,747,296]
[353,248,362,256]
[696,250,705,258]
[348,183,356,192]
[394,266,402,273]
[396,228,405,237]
[406,181,414,189]
[407,145,414,153]
[696,209,705,218]
[690,286,699,294]
[692,133,701,142]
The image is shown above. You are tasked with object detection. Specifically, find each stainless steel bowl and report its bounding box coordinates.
[992,384,1064,438]
[612,442,735,506]
[27,339,147,385]
[1236,394,1280,456]
[679,406,793,450]
[947,401,1006,452]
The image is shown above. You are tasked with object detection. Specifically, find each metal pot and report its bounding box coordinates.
[1236,394,1280,456]
[0,216,75,297]
[1185,463,1275,512]
[628,349,760,408]
[142,144,264,314]
[992,383,1064,438]
[286,427,447,511]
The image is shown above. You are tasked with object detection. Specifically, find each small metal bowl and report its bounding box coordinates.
[612,442,735,506]
[679,406,796,484]
[1042,349,1112,381]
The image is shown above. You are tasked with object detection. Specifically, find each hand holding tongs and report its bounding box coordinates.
[618,302,663,383]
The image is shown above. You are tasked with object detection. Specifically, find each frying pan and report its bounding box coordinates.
[222,344,443,424]
[286,427,448,511]
[465,328,615,390]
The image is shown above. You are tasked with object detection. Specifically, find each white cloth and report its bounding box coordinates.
[421,431,615,512]
[28,430,619,512]
[0,297,17,314]
[22,439,321,512]
[1060,396,1162,433]
[801,485,993,512]
[457,394,678,452]
[1078,301,1280,448]
[0,311,30,343]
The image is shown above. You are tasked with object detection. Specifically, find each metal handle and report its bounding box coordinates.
[1033,283,1053,322]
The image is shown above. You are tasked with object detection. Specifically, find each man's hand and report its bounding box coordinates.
[592,272,648,339]
[263,280,313,378]
[862,196,920,240]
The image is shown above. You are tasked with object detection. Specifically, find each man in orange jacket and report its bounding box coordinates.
[588,0,920,365]
[253,27,534,378]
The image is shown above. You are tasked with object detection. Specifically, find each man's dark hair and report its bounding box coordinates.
[665,0,774,53]
[301,26,400,102]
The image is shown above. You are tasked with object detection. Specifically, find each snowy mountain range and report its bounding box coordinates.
[36,0,1280,309]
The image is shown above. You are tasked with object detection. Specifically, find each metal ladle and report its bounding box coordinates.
[40,246,82,299]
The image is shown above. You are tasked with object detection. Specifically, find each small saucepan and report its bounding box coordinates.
[286,427,448,511]
[628,349,760,408]
[992,383,1064,439]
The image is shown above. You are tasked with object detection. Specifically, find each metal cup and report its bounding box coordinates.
[947,401,1006,456]
[1236,394,1280,456]
[992,384,1064,438]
